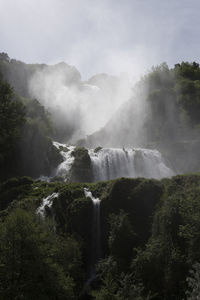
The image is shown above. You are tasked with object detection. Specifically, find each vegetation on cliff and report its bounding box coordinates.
[2,53,200,299]
[0,175,200,299]
[0,63,62,180]
[70,147,93,182]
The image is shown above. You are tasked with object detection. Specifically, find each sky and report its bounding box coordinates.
[0,0,200,80]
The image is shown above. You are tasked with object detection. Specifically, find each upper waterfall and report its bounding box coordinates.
[53,142,175,181]
[89,147,174,181]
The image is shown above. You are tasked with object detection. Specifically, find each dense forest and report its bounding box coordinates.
[1,53,200,299]
[0,53,62,180]
[1,175,200,299]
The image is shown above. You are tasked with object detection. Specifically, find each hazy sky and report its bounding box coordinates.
[0,0,200,79]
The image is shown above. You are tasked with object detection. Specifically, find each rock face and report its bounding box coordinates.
[70,147,93,182]
[16,138,63,178]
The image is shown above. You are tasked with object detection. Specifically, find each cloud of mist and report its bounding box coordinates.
[2,0,200,156]
[84,78,151,148]
[28,62,133,141]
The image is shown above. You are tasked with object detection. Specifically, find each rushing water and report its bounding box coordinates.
[84,188,101,270]
[80,188,101,295]
[36,192,59,216]
[89,147,174,180]
[53,141,75,178]
[53,142,174,181]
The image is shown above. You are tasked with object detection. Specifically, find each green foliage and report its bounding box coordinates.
[101,178,163,251]
[108,211,135,271]
[17,106,61,177]
[135,61,200,174]
[52,184,93,269]
[1,175,200,298]
[132,175,200,299]
[0,75,25,177]
[186,262,200,299]
[0,176,33,211]
[0,209,77,299]
[137,61,200,135]
[25,98,53,136]
[95,257,145,300]
[0,72,62,180]
[174,62,200,125]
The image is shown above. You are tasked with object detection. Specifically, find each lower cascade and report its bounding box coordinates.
[84,188,101,273]
[53,142,175,181]
[81,188,101,294]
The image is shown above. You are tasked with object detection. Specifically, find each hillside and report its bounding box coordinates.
[2,54,200,178]
[1,174,200,299]
[2,53,200,299]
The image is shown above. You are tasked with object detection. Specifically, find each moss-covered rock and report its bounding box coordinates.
[2,174,200,299]
[59,145,69,152]
[99,177,163,256]
[94,146,102,153]
[70,147,93,182]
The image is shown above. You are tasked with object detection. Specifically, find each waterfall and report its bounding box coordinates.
[53,141,75,179]
[53,141,175,181]
[84,188,101,285]
[89,147,174,181]
[36,192,59,216]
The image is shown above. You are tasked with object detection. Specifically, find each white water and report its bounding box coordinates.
[53,141,75,179]
[89,147,174,181]
[36,192,59,216]
[84,188,101,270]
[53,142,174,181]
[83,188,101,291]
[84,188,101,206]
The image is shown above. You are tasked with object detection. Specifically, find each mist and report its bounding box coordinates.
[1,0,200,175]
[29,62,133,142]
[2,0,200,146]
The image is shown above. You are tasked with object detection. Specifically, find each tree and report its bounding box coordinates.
[186,262,200,299]
[0,75,25,177]
[94,257,145,300]
[108,211,135,271]
[0,209,76,299]
[0,52,10,61]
